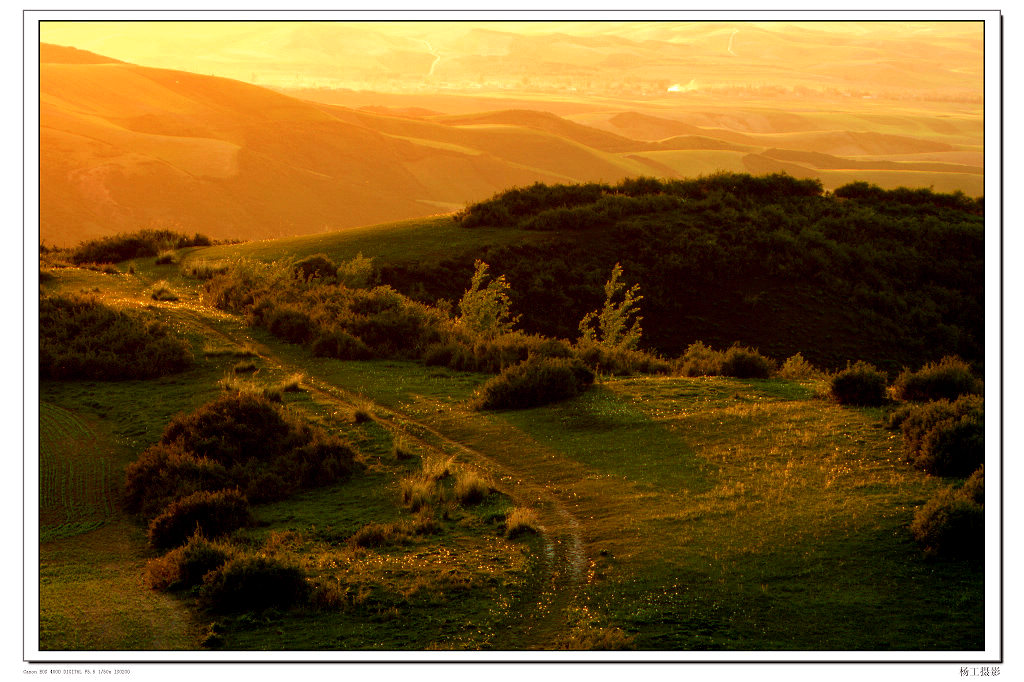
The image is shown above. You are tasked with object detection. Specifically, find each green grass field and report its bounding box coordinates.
[181,215,549,270]
[35,232,984,652]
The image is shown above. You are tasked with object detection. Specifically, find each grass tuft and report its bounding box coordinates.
[505,507,540,539]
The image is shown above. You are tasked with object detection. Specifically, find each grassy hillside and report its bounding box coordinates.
[170,174,984,375]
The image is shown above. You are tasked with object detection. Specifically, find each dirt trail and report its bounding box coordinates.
[182,306,589,649]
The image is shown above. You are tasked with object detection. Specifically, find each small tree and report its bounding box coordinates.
[579,263,643,350]
[457,260,520,336]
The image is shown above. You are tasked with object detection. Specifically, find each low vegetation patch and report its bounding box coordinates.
[910,466,985,558]
[504,507,540,539]
[145,533,236,591]
[776,352,824,380]
[472,356,595,410]
[40,294,193,380]
[71,229,211,264]
[720,344,776,379]
[891,395,984,477]
[199,554,310,614]
[147,488,253,551]
[830,361,888,406]
[159,392,360,502]
[124,442,232,517]
[892,356,982,403]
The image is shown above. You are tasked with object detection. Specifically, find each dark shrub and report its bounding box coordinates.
[294,254,338,281]
[720,344,776,379]
[576,342,671,376]
[961,465,985,505]
[899,395,984,476]
[267,306,317,344]
[123,442,231,516]
[918,412,985,478]
[473,356,594,410]
[892,356,982,402]
[311,330,373,360]
[349,521,411,548]
[243,471,290,503]
[159,393,359,496]
[40,294,193,380]
[146,533,234,591]
[910,485,984,558]
[233,361,258,374]
[422,341,466,368]
[674,341,725,377]
[830,361,888,406]
[162,393,295,466]
[71,229,210,264]
[286,432,360,490]
[147,489,252,550]
[200,555,310,613]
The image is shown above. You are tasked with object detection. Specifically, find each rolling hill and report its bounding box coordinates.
[40,43,984,247]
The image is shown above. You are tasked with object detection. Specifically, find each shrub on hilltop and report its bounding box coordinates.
[71,229,211,264]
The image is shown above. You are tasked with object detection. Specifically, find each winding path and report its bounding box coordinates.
[180,305,589,649]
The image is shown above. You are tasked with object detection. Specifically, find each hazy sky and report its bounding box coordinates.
[40,20,983,97]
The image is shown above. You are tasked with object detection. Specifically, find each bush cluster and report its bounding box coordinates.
[776,353,824,380]
[199,555,310,613]
[910,466,985,558]
[892,356,982,403]
[894,395,984,477]
[720,344,776,379]
[71,229,211,264]
[147,489,253,551]
[145,533,235,591]
[830,361,888,406]
[208,258,580,377]
[472,356,594,410]
[575,341,670,376]
[160,393,359,501]
[456,174,823,230]
[125,393,361,550]
[40,294,193,380]
[391,175,983,374]
[672,341,779,379]
[123,442,231,517]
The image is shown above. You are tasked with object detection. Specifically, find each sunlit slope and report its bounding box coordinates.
[182,215,549,269]
[42,41,983,247]
[40,48,636,246]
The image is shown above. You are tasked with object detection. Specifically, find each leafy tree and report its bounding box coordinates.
[579,263,643,350]
[457,260,520,336]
